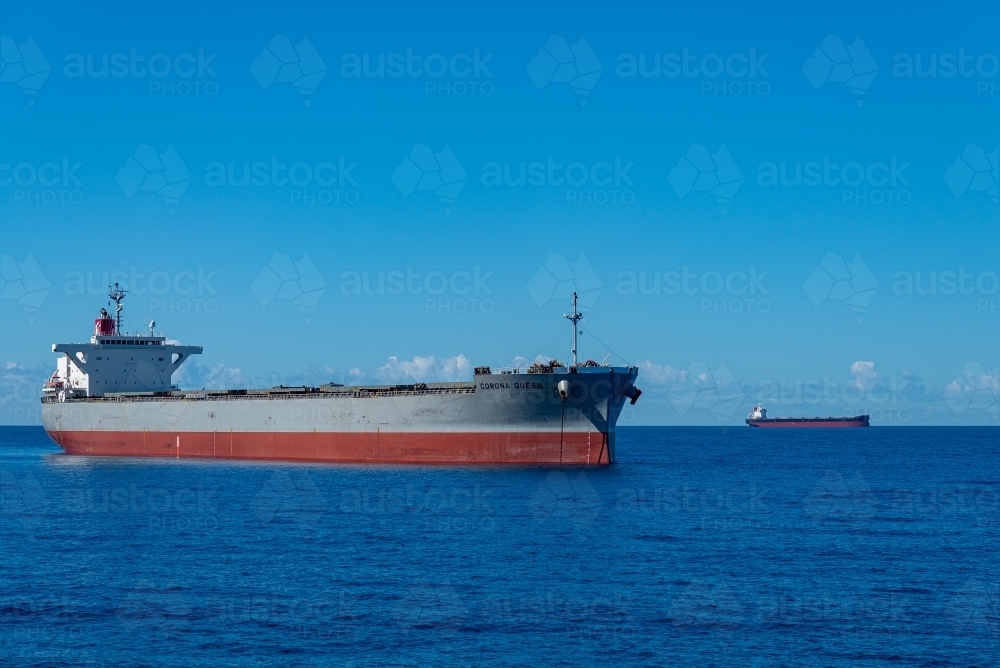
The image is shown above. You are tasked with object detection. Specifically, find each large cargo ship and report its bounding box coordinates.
[40,287,641,465]
[745,405,869,428]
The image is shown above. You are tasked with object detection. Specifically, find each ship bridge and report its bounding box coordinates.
[46,284,202,398]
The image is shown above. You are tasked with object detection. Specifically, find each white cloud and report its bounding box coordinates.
[173,362,248,390]
[637,361,683,386]
[375,354,472,383]
[283,365,343,387]
[436,355,472,382]
[0,361,49,407]
[849,360,878,390]
[171,355,475,390]
[943,362,999,418]
[897,370,926,401]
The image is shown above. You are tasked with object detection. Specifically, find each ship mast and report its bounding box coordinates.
[108,282,127,335]
[563,291,583,368]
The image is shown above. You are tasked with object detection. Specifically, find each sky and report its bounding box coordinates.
[0,1,998,425]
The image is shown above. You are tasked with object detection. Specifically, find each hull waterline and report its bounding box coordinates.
[45,429,613,465]
[746,417,870,428]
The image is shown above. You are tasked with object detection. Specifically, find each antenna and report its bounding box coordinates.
[148,320,156,336]
[108,282,127,335]
[563,291,584,368]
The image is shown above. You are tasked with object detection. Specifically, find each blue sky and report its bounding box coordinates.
[1,1,998,425]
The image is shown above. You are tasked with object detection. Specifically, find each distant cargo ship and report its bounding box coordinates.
[41,287,641,465]
[745,404,869,428]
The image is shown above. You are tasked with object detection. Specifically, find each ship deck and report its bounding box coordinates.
[42,382,478,404]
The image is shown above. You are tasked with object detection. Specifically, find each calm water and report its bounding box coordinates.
[1,426,999,666]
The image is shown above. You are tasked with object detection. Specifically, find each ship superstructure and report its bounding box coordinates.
[43,284,202,400]
[42,289,640,465]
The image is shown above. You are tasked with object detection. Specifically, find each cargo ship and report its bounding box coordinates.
[40,286,641,465]
[745,404,869,428]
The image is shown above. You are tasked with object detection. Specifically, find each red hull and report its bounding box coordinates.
[747,419,869,428]
[45,430,612,465]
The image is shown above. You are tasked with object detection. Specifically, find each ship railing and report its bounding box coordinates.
[490,366,559,374]
[51,386,477,403]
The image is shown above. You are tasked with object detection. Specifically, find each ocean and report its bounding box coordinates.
[2,426,998,666]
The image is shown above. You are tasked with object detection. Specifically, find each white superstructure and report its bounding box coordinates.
[43,284,201,399]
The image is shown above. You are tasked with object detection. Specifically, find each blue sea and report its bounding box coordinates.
[2,426,998,666]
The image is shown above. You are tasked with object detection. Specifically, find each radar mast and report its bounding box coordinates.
[563,291,583,368]
[108,283,127,335]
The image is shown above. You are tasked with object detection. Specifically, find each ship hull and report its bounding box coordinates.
[41,370,638,465]
[746,416,869,428]
[45,429,611,465]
